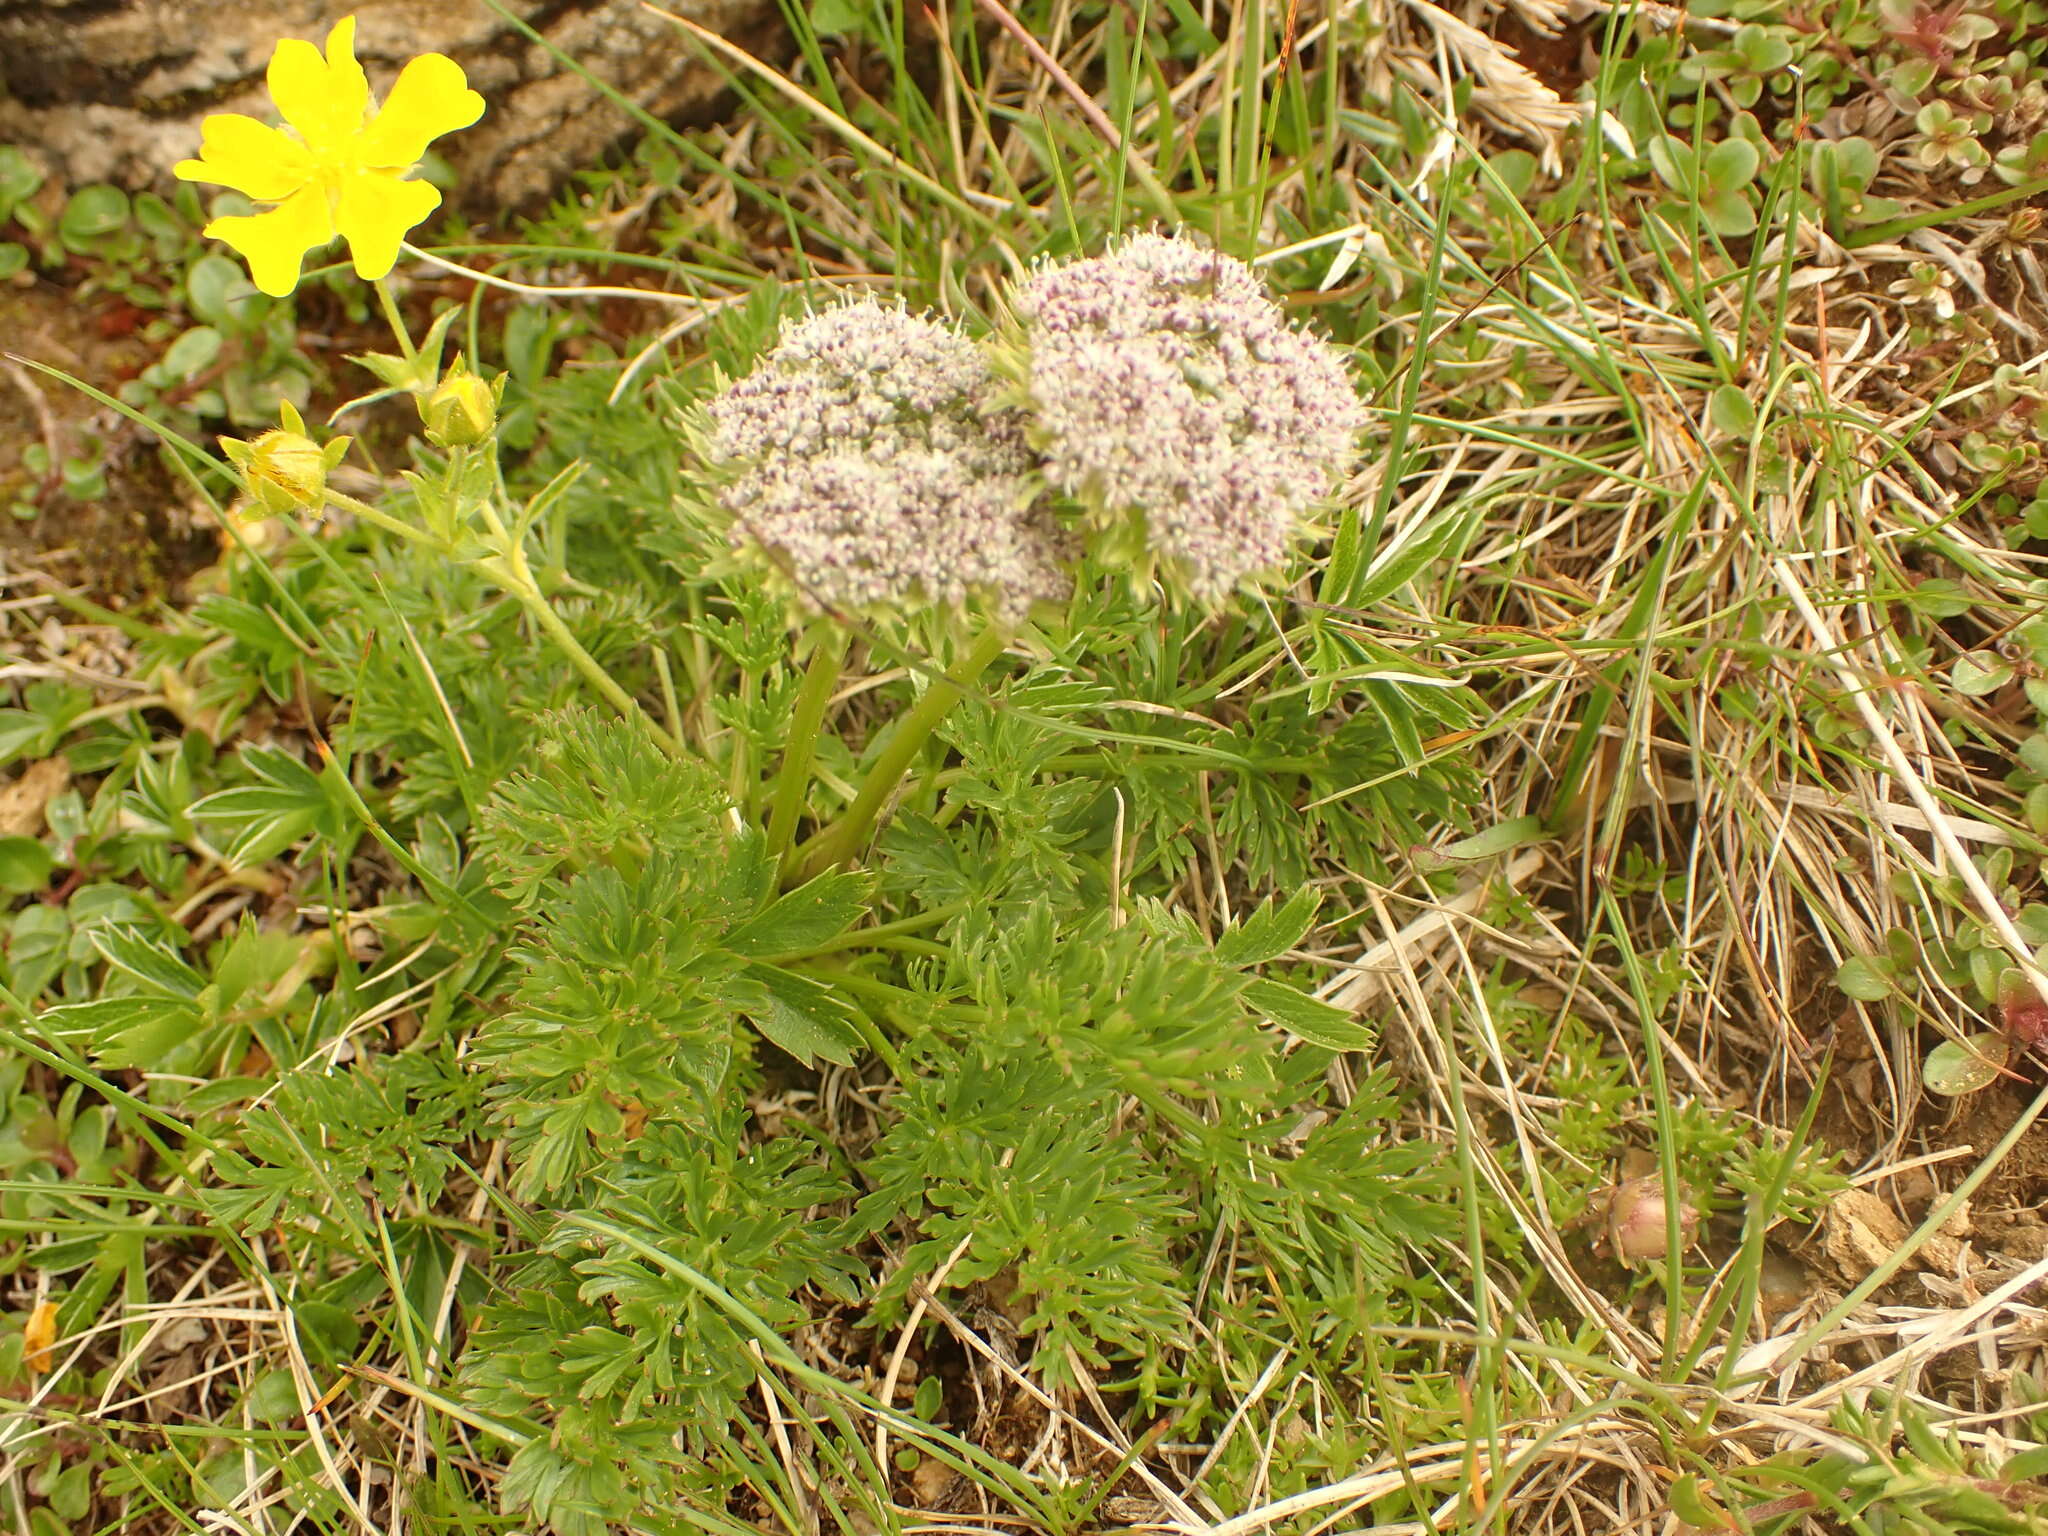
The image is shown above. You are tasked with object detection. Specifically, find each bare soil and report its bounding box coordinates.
[1,279,213,606]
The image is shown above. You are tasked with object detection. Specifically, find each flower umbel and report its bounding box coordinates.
[1011,232,1364,602]
[704,299,1069,622]
[175,16,484,297]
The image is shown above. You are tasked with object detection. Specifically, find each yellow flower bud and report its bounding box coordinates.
[421,366,499,447]
[241,428,328,514]
[221,402,348,518]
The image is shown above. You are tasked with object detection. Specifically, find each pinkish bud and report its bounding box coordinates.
[1600,1175,1699,1267]
[1997,972,2048,1049]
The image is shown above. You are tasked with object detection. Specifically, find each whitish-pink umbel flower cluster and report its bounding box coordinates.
[1012,232,1365,600]
[706,299,1068,621]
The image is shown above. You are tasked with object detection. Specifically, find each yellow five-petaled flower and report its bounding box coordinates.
[175,16,484,298]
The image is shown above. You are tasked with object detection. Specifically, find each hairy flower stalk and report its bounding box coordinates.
[702,298,1066,872]
[1009,231,1366,601]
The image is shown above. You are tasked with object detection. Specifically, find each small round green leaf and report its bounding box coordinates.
[0,146,44,217]
[58,184,129,243]
[186,253,255,326]
[293,1299,361,1367]
[1924,1031,2008,1096]
[0,836,54,894]
[1951,652,2013,697]
[243,1367,301,1425]
[133,190,183,241]
[1708,384,1756,437]
[1834,955,1896,1002]
[1907,578,1973,620]
[159,325,223,379]
[1705,136,1760,189]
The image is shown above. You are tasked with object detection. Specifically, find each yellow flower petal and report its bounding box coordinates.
[335,171,440,281]
[173,114,312,201]
[205,186,336,297]
[358,53,485,169]
[267,15,369,149]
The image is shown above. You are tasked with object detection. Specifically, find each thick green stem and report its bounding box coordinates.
[795,627,1009,879]
[768,627,851,877]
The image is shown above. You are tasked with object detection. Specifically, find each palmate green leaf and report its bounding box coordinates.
[858,1051,1188,1386]
[91,927,204,1000]
[476,708,731,909]
[190,565,333,704]
[479,895,742,1193]
[40,994,205,1069]
[495,1406,686,1536]
[463,1124,859,1529]
[1214,888,1321,968]
[33,926,211,1068]
[989,903,1279,1102]
[204,1047,482,1236]
[0,682,92,769]
[1330,501,1479,612]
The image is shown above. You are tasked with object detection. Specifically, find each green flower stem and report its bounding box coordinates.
[515,582,680,755]
[374,277,419,368]
[326,454,679,761]
[323,487,455,553]
[795,626,1010,879]
[471,500,685,761]
[767,625,851,878]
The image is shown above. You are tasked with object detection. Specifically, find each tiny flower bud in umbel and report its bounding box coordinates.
[1600,1175,1700,1267]
[421,364,500,447]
